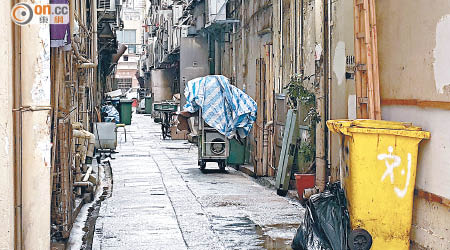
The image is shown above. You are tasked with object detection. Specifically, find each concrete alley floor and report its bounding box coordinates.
[92,114,304,250]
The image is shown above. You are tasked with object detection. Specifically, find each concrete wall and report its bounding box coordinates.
[231,0,272,100]
[151,69,174,102]
[180,37,209,106]
[328,0,356,182]
[0,1,15,249]
[20,5,52,248]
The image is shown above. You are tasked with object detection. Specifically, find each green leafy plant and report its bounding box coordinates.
[284,74,319,169]
[298,141,315,164]
[285,74,320,125]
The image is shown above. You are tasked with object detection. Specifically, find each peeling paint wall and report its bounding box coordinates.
[20,0,52,247]
[0,1,15,249]
[329,0,355,182]
[433,14,450,94]
[376,0,450,101]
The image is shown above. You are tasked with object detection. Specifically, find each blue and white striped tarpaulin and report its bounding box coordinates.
[183,75,257,139]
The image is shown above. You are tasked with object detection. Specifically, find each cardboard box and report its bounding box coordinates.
[171,126,188,140]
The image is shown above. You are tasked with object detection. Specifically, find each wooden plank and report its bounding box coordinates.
[369,0,381,119]
[381,99,450,110]
[415,189,450,208]
[354,0,363,118]
[82,166,93,182]
[265,44,275,176]
[261,57,267,176]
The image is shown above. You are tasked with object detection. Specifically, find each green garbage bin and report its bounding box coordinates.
[228,138,246,166]
[145,96,153,114]
[119,99,133,125]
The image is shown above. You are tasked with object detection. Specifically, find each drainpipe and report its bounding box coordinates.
[326,0,336,183]
[215,39,221,74]
[70,0,75,39]
[232,23,236,83]
[279,0,283,90]
[314,0,327,192]
[12,2,23,249]
[93,0,99,116]
[16,0,52,248]
[300,0,304,73]
[0,1,20,249]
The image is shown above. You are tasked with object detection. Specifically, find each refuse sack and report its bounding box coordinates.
[292,183,349,250]
[101,104,120,123]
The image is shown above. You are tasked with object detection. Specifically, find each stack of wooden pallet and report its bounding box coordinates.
[354,0,381,120]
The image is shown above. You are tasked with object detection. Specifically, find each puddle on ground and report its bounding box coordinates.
[210,215,298,250]
[255,224,300,250]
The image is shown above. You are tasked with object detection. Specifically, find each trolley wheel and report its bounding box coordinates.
[349,228,372,250]
[161,124,167,139]
[219,161,226,172]
[199,161,206,171]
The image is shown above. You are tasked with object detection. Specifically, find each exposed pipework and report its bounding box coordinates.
[314,0,327,193]
[72,123,96,163]
[12,0,23,246]
[112,44,128,64]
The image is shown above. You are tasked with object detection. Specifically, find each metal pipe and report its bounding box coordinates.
[315,0,327,192]
[11,0,23,247]
[70,0,75,39]
[326,0,337,183]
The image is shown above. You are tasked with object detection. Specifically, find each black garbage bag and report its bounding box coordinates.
[292,183,350,250]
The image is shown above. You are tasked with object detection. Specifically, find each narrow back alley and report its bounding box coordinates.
[92,114,303,250]
[1,1,449,249]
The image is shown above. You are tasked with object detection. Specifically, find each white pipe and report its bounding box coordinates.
[73,129,95,160]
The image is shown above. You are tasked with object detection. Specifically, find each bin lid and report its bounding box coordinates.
[119,99,133,103]
[327,119,430,139]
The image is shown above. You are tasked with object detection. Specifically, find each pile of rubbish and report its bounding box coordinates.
[292,183,350,250]
[101,103,120,123]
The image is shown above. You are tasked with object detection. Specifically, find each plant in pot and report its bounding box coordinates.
[285,74,319,201]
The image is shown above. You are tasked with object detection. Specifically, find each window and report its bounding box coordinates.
[117,29,137,54]
[116,78,133,91]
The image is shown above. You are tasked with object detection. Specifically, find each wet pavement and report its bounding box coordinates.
[92,114,304,250]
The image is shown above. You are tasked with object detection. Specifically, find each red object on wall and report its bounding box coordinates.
[132,99,138,107]
[294,173,315,200]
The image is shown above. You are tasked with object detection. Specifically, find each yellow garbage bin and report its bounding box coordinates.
[327,120,430,250]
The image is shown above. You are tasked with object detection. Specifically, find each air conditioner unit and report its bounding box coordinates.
[203,130,229,159]
[98,0,116,11]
